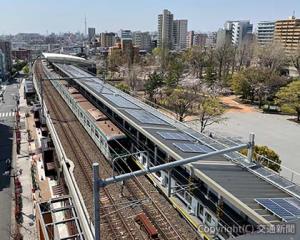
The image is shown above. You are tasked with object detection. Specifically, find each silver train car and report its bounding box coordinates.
[50,78,127,160]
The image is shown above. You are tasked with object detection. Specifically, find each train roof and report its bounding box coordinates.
[52,62,300,225]
[68,88,125,141]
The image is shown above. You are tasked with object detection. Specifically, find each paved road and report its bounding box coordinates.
[199,111,300,182]
[0,80,19,240]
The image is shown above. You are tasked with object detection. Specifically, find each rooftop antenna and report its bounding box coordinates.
[292,10,296,19]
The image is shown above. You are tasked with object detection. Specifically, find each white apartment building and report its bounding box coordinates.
[158,9,174,49]
[225,20,253,45]
[256,21,275,45]
[173,19,188,50]
[132,31,151,51]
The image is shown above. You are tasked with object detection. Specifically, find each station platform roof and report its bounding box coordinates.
[52,62,300,226]
[42,52,93,66]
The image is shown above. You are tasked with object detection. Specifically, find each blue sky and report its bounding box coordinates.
[0,0,299,34]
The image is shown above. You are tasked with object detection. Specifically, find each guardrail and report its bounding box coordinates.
[208,131,300,184]
[32,64,94,240]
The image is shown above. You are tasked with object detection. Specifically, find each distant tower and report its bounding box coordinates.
[84,15,87,36]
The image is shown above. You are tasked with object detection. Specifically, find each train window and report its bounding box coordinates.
[142,156,147,165]
[164,175,169,185]
[198,204,204,216]
[95,131,99,139]
[185,193,192,205]
[87,120,90,127]
[205,212,212,223]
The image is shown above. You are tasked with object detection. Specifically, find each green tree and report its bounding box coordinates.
[22,64,30,75]
[165,54,185,88]
[184,46,206,78]
[231,67,286,107]
[152,42,170,71]
[162,87,198,122]
[241,145,281,172]
[108,50,123,71]
[197,96,226,132]
[115,82,130,94]
[276,80,300,121]
[205,65,217,87]
[144,72,164,102]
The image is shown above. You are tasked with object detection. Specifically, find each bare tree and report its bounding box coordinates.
[125,65,141,93]
[255,42,287,73]
[235,39,255,71]
[184,46,206,78]
[215,43,234,83]
[163,87,198,122]
[290,46,300,75]
[197,95,226,132]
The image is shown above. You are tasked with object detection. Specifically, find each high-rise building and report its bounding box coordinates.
[216,29,232,48]
[206,32,217,47]
[120,30,132,40]
[88,27,96,41]
[0,50,5,81]
[225,20,253,46]
[256,21,275,45]
[187,31,208,48]
[193,33,207,47]
[173,19,188,50]
[100,32,116,47]
[274,16,300,54]
[158,9,174,49]
[132,31,151,51]
[186,31,194,48]
[0,40,12,73]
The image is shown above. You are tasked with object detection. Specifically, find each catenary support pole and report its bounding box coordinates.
[247,133,255,163]
[167,169,172,197]
[93,163,100,240]
[102,143,249,186]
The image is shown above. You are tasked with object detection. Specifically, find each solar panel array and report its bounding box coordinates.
[124,109,169,125]
[173,142,213,153]
[256,198,300,221]
[157,131,194,141]
[103,94,139,109]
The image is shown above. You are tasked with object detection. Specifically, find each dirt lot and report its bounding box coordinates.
[220,95,256,113]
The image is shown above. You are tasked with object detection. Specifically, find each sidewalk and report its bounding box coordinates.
[13,79,37,239]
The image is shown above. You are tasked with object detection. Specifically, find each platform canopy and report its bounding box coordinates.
[42,52,92,67]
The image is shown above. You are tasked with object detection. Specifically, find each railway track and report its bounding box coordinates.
[34,60,201,240]
[126,177,184,240]
[34,60,140,240]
